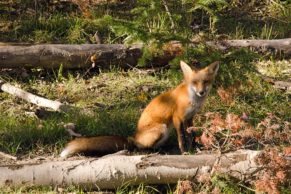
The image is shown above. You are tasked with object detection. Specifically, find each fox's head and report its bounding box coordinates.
[180,60,219,97]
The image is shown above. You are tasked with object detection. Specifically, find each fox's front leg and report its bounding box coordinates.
[173,115,187,153]
[184,118,195,151]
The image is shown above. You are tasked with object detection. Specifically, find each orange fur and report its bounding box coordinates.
[60,136,132,157]
[60,61,219,157]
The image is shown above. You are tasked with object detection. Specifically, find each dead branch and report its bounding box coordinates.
[0,152,17,161]
[0,81,71,112]
[273,80,291,92]
[260,75,291,92]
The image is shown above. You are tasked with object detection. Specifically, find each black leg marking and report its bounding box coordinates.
[181,122,189,151]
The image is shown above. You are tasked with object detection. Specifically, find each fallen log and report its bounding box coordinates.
[0,38,290,69]
[0,81,70,112]
[205,38,291,54]
[0,44,143,69]
[0,150,262,189]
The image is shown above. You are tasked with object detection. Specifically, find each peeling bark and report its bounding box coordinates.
[0,150,262,189]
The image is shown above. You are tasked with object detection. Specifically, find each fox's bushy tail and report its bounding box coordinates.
[60,136,133,157]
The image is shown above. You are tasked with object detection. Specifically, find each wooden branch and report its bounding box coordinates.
[0,150,262,189]
[0,81,70,112]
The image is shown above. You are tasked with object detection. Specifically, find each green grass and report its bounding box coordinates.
[0,0,290,192]
[0,49,289,156]
[0,48,290,193]
[1,0,290,43]
[0,68,172,155]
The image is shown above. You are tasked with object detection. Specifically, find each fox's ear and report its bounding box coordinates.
[180,61,193,80]
[206,61,220,75]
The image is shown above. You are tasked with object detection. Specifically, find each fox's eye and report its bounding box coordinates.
[203,80,210,84]
[192,81,198,85]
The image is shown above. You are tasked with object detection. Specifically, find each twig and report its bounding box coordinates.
[161,0,175,31]
[63,123,82,137]
[238,183,256,192]
[210,151,221,176]
[220,129,231,147]
[0,151,17,160]
[259,74,291,92]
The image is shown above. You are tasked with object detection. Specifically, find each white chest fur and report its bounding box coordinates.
[184,86,205,119]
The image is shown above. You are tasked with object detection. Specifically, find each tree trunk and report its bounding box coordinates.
[0,150,262,189]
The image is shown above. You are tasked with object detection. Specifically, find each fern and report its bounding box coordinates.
[187,0,227,32]
[100,0,227,65]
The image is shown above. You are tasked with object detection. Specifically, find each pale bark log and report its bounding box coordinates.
[0,81,70,112]
[0,150,262,189]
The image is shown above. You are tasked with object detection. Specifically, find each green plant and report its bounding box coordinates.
[185,0,228,32]
[102,0,227,65]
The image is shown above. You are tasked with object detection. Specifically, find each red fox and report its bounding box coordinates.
[60,61,219,157]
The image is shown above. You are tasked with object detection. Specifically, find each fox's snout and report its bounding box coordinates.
[196,90,206,97]
[191,84,209,97]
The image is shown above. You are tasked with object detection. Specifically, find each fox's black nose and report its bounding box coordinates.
[198,91,205,96]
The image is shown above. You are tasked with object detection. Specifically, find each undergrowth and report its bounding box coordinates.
[0,0,290,193]
[0,47,290,193]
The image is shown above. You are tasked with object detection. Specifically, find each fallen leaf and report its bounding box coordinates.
[276,171,286,182]
[200,132,215,149]
[217,87,233,104]
[283,147,291,156]
[226,113,245,132]
[210,113,226,132]
[175,180,194,194]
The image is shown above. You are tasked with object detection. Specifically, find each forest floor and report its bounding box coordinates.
[0,57,290,193]
[0,0,290,193]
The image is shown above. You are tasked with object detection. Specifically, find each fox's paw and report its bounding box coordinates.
[182,152,191,155]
